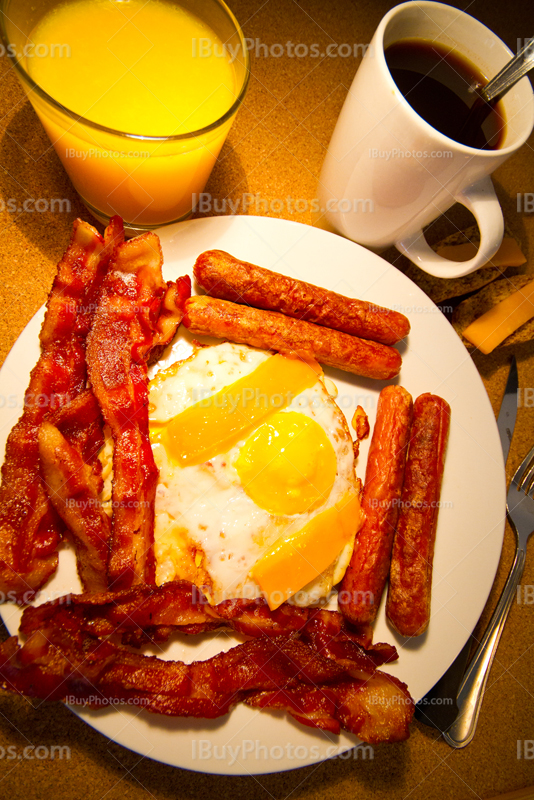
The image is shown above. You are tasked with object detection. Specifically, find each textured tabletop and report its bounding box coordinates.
[0,0,533,798]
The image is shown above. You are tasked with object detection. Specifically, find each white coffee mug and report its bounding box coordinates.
[318,1,534,278]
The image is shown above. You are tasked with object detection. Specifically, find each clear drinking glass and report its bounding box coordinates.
[0,0,249,232]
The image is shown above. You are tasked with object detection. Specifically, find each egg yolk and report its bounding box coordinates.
[234,411,337,515]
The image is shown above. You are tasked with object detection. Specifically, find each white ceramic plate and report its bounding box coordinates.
[0,215,506,775]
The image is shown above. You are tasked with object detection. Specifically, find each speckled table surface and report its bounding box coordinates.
[0,0,533,798]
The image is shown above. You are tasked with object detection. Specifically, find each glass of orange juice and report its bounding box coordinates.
[0,0,249,232]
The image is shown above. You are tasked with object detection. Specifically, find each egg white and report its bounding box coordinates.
[148,341,360,606]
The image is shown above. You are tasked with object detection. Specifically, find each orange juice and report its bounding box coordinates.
[25,0,244,227]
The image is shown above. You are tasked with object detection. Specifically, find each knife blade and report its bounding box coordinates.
[498,355,518,467]
[414,356,518,732]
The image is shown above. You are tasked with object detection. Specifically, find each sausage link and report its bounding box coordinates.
[194,250,410,345]
[386,394,451,636]
[183,296,402,380]
[338,386,413,624]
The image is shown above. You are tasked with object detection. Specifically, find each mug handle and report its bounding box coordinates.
[395,176,504,279]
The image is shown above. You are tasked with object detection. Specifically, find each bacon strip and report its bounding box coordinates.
[217,597,378,654]
[246,686,341,733]
[0,218,122,600]
[299,612,397,675]
[19,582,397,670]
[386,394,451,636]
[39,273,189,594]
[86,235,190,590]
[339,386,413,625]
[37,389,110,593]
[194,249,410,345]
[38,422,111,593]
[20,580,217,641]
[0,624,338,719]
[0,610,413,742]
[246,670,414,743]
[148,275,191,364]
[49,389,106,483]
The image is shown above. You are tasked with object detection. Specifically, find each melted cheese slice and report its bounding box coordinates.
[250,493,362,609]
[151,353,319,466]
[437,237,526,267]
[463,279,534,354]
[436,236,527,267]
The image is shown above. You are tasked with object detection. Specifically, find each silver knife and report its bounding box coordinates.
[414,356,518,732]
[498,355,518,468]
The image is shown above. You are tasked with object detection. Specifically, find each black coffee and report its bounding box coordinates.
[384,38,505,150]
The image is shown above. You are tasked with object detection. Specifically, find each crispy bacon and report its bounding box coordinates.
[246,670,414,743]
[0,218,123,600]
[217,597,375,652]
[38,422,111,593]
[148,275,191,364]
[0,609,413,742]
[299,613,397,676]
[19,582,397,672]
[20,580,217,640]
[246,686,341,733]
[37,389,110,593]
[85,235,190,590]
[0,618,345,713]
[331,673,414,744]
[38,265,188,594]
[49,389,106,483]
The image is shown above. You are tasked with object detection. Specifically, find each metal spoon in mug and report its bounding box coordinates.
[478,37,534,104]
[458,37,534,145]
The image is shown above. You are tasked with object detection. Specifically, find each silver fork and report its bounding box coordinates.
[443,445,534,748]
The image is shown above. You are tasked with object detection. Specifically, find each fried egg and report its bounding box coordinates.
[147,341,362,608]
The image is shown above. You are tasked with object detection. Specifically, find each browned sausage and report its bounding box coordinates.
[194,250,410,346]
[182,296,402,380]
[338,386,413,624]
[386,394,451,637]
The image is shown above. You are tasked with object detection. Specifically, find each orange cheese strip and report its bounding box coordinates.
[152,353,319,466]
[463,279,534,354]
[436,237,526,266]
[250,494,362,610]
